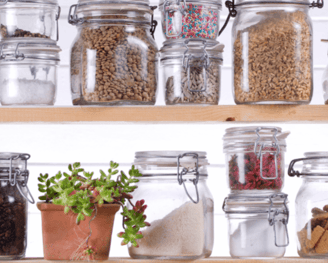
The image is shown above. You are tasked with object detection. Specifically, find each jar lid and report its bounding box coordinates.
[288,152,328,177]
[159,0,222,8]
[235,0,311,6]
[0,0,58,6]
[0,39,61,63]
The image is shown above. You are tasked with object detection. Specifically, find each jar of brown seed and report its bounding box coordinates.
[68,0,158,105]
[161,39,224,105]
[229,0,321,104]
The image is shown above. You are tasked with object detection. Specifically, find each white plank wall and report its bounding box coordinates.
[1,0,328,259]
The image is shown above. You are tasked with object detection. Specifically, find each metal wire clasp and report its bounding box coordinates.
[219,0,237,35]
[310,0,324,8]
[150,6,158,39]
[68,4,83,25]
[0,42,25,61]
[268,193,289,247]
[254,127,280,180]
[177,152,200,204]
[182,39,210,93]
[164,0,186,38]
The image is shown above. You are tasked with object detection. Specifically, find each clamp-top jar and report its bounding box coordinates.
[159,0,222,39]
[228,0,323,104]
[0,39,61,105]
[161,39,224,105]
[0,153,34,260]
[288,152,328,258]
[128,151,214,260]
[223,126,290,194]
[223,193,289,258]
[322,39,328,104]
[0,0,60,41]
[68,0,158,105]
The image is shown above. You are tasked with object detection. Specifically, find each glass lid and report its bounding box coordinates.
[159,0,222,7]
[0,0,58,5]
[235,0,311,6]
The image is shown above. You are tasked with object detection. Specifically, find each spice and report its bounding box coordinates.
[228,148,283,190]
[163,4,219,39]
[0,25,50,39]
[234,10,312,103]
[129,201,204,257]
[165,62,220,104]
[71,23,158,105]
[298,205,328,256]
[1,78,56,105]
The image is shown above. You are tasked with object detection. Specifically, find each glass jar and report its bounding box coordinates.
[223,193,289,258]
[223,126,290,194]
[0,0,60,41]
[161,39,224,105]
[159,0,221,39]
[323,40,328,104]
[69,0,158,105]
[0,153,34,260]
[0,39,60,105]
[128,151,214,260]
[288,152,328,258]
[230,0,319,104]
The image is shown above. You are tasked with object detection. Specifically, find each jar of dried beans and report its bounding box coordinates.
[223,193,289,258]
[0,0,60,41]
[288,152,328,258]
[229,0,322,104]
[161,39,224,105]
[128,151,214,259]
[68,0,158,105]
[0,39,61,105]
[0,153,34,259]
[159,0,222,39]
[223,126,290,194]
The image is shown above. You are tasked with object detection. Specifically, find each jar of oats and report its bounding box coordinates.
[231,0,321,104]
[68,0,158,105]
[161,39,224,105]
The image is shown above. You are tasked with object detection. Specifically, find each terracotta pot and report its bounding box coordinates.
[37,203,121,260]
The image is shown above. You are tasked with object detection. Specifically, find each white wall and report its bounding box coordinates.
[2,0,328,259]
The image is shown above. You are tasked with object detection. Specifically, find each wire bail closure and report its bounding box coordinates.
[288,156,328,177]
[150,6,158,39]
[182,39,210,93]
[219,0,237,35]
[310,0,324,7]
[177,152,200,204]
[0,42,25,61]
[164,0,186,38]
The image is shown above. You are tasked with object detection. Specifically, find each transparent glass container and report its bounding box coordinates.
[69,0,158,105]
[0,39,60,106]
[223,193,289,258]
[0,153,34,260]
[159,0,221,39]
[231,0,315,104]
[161,39,223,105]
[0,0,60,41]
[128,151,214,260]
[323,42,328,104]
[223,126,290,194]
[288,152,328,258]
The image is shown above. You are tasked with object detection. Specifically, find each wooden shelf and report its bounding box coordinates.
[0,105,327,123]
[8,258,328,263]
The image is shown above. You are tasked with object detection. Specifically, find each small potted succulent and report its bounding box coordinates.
[37,161,149,260]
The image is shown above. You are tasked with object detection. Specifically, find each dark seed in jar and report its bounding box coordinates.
[0,25,50,39]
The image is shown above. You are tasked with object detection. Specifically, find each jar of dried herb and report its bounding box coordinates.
[128,151,214,260]
[0,153,34,260]
[288,152,328,258]
[227,0,323,104]
[68,0,158,105]
[223,126,290,194]
[161,39,224,105]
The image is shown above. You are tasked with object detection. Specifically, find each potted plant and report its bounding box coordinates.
[37,161,150,260]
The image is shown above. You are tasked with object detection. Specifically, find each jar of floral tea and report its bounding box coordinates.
[223,126,290,194]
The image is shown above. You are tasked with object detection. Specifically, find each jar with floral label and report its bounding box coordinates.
[128,151,214,260]
[223,126,290,194]
[288,152,328,258]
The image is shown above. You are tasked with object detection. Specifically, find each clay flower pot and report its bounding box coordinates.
[37,203,120,260]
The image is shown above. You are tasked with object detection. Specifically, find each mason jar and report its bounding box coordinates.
[288,152,328,258]
[223,193,289,258]
[229,0,321,104]
[0,153,34,260]
[128,151,214,260]
[68,0,158,105]
[0,39,61,105]
[159,0,221,39]
[161,39,224,105]
[223,126,290,194]
[323,40,328,104]
[0,0,60,41]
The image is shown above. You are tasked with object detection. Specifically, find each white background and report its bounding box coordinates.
[1,0,328,258]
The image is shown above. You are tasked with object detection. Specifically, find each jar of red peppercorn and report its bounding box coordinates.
[159,0,222,39]
[223,126,290,194]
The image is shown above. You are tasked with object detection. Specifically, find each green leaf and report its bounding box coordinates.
[46,179,50,187]
[38,177,44,183]
[73,162,81,169]
[64,206,70,214]
[68,164,72,171]
[38,195,47,201]
[55,172,62,180]
[76,213,85,224]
